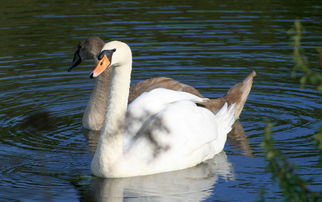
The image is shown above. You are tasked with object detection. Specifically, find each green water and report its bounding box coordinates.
[0,0,321,201]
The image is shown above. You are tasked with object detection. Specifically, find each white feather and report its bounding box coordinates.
[91,41,238,178]
[118,94,236,177]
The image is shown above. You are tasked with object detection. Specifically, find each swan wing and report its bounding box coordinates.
[128,77,203,103]
[125,88,207,135]
[122,89,235,174]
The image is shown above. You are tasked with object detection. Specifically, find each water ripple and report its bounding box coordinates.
[0,1,322,200]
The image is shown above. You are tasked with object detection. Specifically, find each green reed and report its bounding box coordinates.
[313,128,322,167]
[288,20,322,90]
[261,123,319,201]
[260,20,322,201]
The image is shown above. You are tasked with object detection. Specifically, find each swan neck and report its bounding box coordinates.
[103,62,132,136]
[82,69,111,130]
[91,62,132,177]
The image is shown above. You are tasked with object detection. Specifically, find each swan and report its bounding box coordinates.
[69,37,208,131]
[87,41,255,178]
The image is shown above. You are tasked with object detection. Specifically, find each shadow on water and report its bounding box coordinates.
[20,111,59,131]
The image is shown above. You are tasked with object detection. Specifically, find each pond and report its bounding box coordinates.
[0,0,321,201]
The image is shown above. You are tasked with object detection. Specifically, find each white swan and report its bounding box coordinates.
[88,41,255,178]
[69,37,213,131]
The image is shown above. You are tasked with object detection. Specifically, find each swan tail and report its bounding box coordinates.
[224,71,256,119]
[196,71,256,120]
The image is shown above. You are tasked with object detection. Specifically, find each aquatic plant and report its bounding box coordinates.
[288,20,322,90]
[261,123,319,201]
[261,20,322,201]
[313,128,322,167]
[288,20,322,165]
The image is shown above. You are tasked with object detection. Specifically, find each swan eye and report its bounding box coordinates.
[97,49,116,61]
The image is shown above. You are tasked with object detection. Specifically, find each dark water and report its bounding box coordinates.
[1,0,321,201]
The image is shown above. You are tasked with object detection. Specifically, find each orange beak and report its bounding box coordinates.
[90,55,111,78]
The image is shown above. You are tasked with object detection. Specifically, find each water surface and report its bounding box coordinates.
[0,0,321,201]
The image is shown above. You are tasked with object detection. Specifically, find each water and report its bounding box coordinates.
[0,0,321,201]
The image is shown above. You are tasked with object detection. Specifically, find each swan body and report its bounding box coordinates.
[87,41,255,178]
[94,96,235,177]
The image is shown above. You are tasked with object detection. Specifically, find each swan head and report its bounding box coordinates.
[68,37,105,72]
[90,41,132,78]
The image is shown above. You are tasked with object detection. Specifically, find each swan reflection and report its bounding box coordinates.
[87,151,233,202]
[227,121,253,157]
